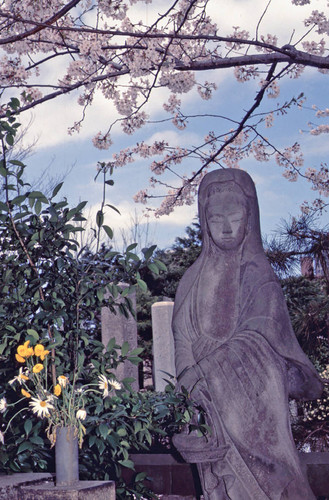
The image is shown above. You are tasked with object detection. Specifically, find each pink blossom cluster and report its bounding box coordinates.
[255,34,278,53]
[0,0,327,216]
[226,27,250,50]
[275,143,304,182]
[259,79,280,99]
[302,39,326,55]
[197,81,217,100]
[252,140,270,162]
[160,70,195,94]
[121,111,148,134]
[265,113,274,128]
[309,124,329,136]
[292,0,310,5]
[305,164,329,196]
[315,108,329,117]
[92,132,113,150]
[304,10,329,36]
[133,189,149,204]
[301,198,326,215]
[163,94,182,113]
[234,66,259,83]
[98,0,128,20]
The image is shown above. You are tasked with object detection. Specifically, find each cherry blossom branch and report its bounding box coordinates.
[0,0,81,44]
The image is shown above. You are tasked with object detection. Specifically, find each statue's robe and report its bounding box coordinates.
[172,169,322,500]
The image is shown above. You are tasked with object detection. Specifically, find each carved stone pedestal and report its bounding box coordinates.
[0,474,115,500]
[19,480,115,500]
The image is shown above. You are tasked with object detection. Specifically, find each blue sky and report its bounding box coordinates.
[16,0,329,250]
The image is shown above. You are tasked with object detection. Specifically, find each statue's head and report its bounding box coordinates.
[205,182,248,251]
[198,169,263,258]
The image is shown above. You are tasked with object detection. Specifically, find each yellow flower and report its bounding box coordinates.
[25,347,34,358]
[34,344,45,357]
[53,384,61,396]
[21,389,31,398]
[17,341,33,359]
[58,375,68,387]
[32,364,44,374]
[40,350,50,361]
[17,345,27,358]
[15,353,26,363]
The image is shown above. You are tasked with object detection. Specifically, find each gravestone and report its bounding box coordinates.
[172,168,323,500]
[101,285,139,391]
[151,301,176,391]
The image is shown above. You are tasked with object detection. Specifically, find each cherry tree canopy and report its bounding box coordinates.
[0,0,328,216]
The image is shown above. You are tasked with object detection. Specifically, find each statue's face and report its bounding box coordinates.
[206,191,247,250]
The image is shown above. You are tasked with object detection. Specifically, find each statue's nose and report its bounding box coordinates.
[222,218,232,234]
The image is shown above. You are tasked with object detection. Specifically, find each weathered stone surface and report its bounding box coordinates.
[0,473,53,500]
[172,169,323,499]
[300,452,329,497]
[0,474,115,500]
[151,301,176,391]
[19,480,115,500]
[101,284,138,390]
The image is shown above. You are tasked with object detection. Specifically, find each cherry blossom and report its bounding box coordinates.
[0,0,327,216]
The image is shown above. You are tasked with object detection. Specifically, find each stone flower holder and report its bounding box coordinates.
[55,426,79,487]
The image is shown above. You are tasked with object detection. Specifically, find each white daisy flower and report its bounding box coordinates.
[76,409,87,420]
[98,374,109,398]
[0,398,7,413]
[29,397,54,418]
[9,367,29,386]
[109,379,122,391]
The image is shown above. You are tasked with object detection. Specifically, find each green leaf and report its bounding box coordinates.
[121,341,130,357]
[99,423,109,439]
[18,442,32,453]
[11,194,27,205]
[118,459,135,470]
[126,243,138,252]
[102,225,113,239]
[0,202,8,213]
[51,182,64,198]
[35,200,42,215]
[135,472,147,482]
[117,428,127,437]
[154,259,167,271]
[24,420,32,436]
[136,279,147,292]
[97,288,104,302]
[147,263,159,275]
[106,337,117,351]
[26,329,39,340]
[96,210,104,228]
[6,134,14,146]
[29,436,44,445]
[142,245,157,260]
[106,203,120,215]
[9,159,25,167]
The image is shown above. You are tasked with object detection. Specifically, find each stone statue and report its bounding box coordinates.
[172,169,323,500]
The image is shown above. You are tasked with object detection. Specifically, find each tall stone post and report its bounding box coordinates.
[151,301,176,392]
[101,286,139,391]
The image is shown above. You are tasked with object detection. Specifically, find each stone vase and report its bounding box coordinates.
[55,426,79,487]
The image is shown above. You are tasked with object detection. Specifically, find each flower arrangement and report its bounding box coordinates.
[5,339,122,447]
